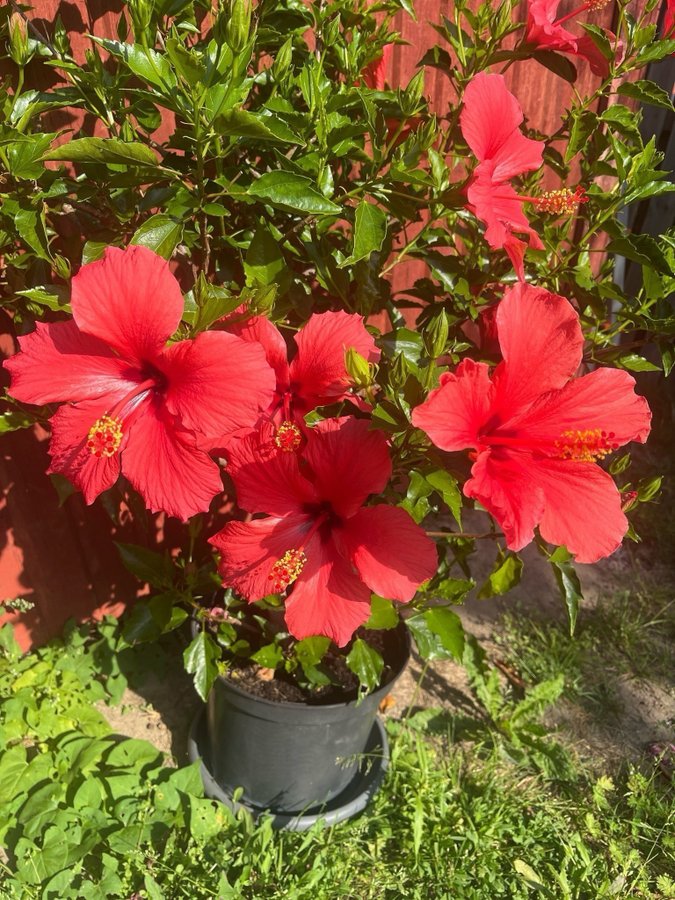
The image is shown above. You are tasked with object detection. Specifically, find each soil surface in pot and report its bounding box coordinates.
[221,626,398,705]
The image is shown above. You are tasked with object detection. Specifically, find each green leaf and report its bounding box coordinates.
[91,38,176,91]
[6,132,53,180]
[566,110,597,162]
[165,36,204,86]
[294,635,330,668]
[424,607,465,660]
[432,577,474,604]
[131,214,183,258]
[115,543,174,589]
[183,631,221,702]
[478,551,523,599]
[344,199,386,265]
[618,80,674,111]
[0,409,36,433]
[365,595,399,630]
[607,234,672,275]
[346,638,384,694]
[244,223,288,288]
[549,546,583,635]
[217,108,302,144]
[426,468,462,527]
[635,39,675,66]
[616,353,661,372]
[247,172,341,215]
[578,23,614,61]
[532,50,578,84]
[15,284,70,312]
[11,202,51,260]
[81,241,108,265]
[406,612,456,661]
[400,469,433,523]
[41,137,158,167]
[251,643,284,668]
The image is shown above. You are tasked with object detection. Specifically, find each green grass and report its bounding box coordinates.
[0,616,673,899]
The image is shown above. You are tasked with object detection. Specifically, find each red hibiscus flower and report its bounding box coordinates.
[460,73,546,281]
[209,417,438,646]
[460,73,588,280]
[412,283,651,563]
[4,245,276,520]
[226,310,380,452]
[526,0,619,78]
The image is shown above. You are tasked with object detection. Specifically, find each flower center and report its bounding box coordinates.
[86,415,124,458]
[267,549,307,592]
[533,187,588,215]
[555,429,618,462]
[274,421,303,452]
[85,377,156,459]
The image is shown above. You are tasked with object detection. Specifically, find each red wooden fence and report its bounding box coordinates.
[0,0,664,648]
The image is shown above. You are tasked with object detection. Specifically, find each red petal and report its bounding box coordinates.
[303,417,392,519]
[506,367,652,449]
[284,535,372,647]
[466,176,543,279]
[159,330,276,442]
[4,320,140,406]
[71,245,183,360]
[209,515,310,600]
[225,314,290,393]
[289,311,380,410]
[536,459,628,563]
[465,449,546,552]
[361,43,393,91]
[493,283,583,418]
[574,33,614,78]
[467,449,629,563]
[412,359,494,452]
[526,0,575,46]
[460,73,543,180]
[121,398,223,521]
[225,427,318,516]
[337,505,438,601]
[47,398,124,505]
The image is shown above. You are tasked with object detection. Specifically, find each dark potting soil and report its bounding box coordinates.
[222,627,397,705]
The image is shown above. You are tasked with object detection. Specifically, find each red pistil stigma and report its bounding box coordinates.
[621,490,638,512]
[555,428,618,462]
[274,421,302,453]
[534,186,587,215]
[86,414,123,458]
[267,549,306,592]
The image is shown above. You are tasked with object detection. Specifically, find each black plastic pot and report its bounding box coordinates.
[193,624,409,818]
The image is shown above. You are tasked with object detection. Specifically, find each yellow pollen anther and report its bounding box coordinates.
[267,549,307,593]
[86,414,123,458]
[555,429,618,462]
[274,421,303,452]
[586,0,611,10]
[534,187,588,215]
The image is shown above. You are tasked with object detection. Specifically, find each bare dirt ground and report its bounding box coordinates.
[98,531,675,772]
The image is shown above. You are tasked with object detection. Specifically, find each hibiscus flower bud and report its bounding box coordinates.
[9,13,31,66]
[345,347,373,390]
[424,311,450,360]
[128,0,154,41]
[272,37,293,82]
[225,0,253,53]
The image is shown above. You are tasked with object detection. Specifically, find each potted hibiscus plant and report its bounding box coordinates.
[1,0,673,825]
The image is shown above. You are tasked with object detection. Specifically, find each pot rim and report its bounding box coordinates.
[210,623,411,711]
